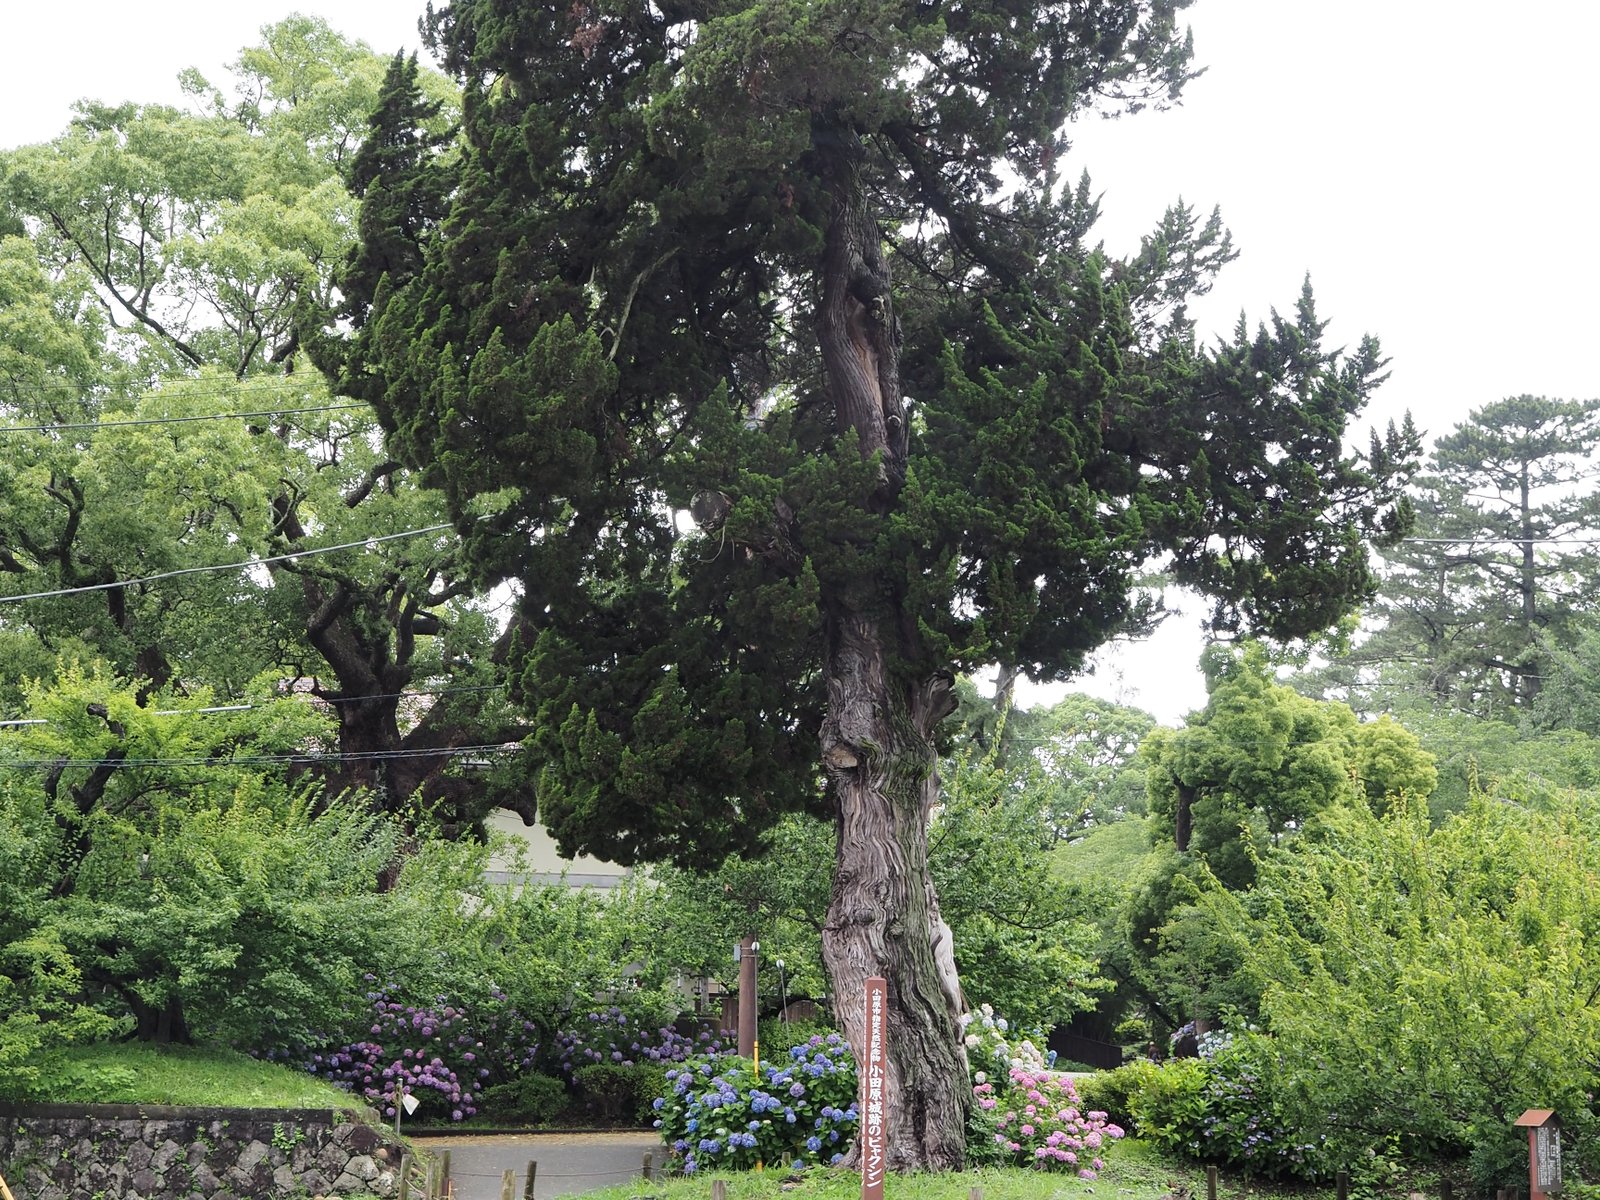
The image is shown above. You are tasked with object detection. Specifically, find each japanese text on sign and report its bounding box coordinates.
[861,977,888,1200]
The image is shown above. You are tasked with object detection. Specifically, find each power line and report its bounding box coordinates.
[2,375,358,405]
[0,684,508,728]
[0,684,505,732]
[0,524,457,605]
[1399,536,1600,546]
[0,742,520,771]
[0,403,369,434]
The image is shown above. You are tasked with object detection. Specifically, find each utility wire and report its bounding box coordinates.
[0,403,368,434]
[2,376,358,404]
[0,524,456,605]
[0,743,519,771]
[0,684,509,729]
[1400,537,1600,546]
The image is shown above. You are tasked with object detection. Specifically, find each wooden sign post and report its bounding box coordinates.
[861,976,888,1200]
[1515,1109,1561,1200]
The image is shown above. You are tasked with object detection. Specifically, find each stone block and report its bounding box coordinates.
[191,1161,223,1192]
[236,1139,270,1171]
[152,1136,187,1171]
[348,1122,382,1154]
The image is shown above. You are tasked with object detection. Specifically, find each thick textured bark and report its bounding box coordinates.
[821,616,968,1171]
[814,125,969,1171]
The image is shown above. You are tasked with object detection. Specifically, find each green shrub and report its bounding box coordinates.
[1126,1056,1209,1155]
[632,1063,669,1123]
[1192,1032,1327,1179]
[1074,1059,1160,1129]
[575,1063,639,1122]
[963,1088,1007,1167]
[479,1072,570,1125]
[756,1016,835,1061]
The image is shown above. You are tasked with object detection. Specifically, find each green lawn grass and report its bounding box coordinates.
[585,1141,1317,1200]
[3,1042,371,1112]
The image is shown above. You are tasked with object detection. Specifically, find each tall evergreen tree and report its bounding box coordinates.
[347,0,1415,1166]
[1337,395,1600,718]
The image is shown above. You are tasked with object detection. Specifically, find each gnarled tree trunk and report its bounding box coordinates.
[815,125,970,1172]
[820,617,968,1170]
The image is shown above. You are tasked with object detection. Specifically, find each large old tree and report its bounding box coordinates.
[0,22,531,828]
[347,0,1416,1167]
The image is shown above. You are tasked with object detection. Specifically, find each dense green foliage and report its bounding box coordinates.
[337,0,1417,872]
[1099,789,1600,1191]
[0,667,472,1055]
[0,19,519,826]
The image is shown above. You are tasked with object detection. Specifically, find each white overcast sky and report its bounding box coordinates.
[3,1,1596,723]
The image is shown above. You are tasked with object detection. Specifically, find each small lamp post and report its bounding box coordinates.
[1514,1109,1561,1200]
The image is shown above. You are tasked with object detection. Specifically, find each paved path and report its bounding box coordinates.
[416,1131,662,1200]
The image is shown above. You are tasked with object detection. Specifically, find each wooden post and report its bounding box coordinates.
[1206,1165,1218,1200]
[0,1169,17,1200]
[441,1149,452,1197]
[501,1168,517,1200]
[737,936,758,1058]
[643,1150,654,1181]
[1336,1170,1349,1200]
[1441,1181,1454,1200]
[524,1160,538,1200]
[968,1188,984,1200]
[713,1180,728,1200]
[398,1153,412,1200]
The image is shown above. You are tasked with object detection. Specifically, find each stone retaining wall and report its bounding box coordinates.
[0,1103,415,1199]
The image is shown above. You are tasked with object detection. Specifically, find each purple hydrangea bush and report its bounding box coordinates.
[551,1005,725,1082]
[263,983,540,1122]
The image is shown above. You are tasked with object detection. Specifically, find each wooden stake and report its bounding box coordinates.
[713,1179,728,1200]
[501,1168,517,1200]
[1441,1182,1454,1200]
[1336,1170,1350,1200]
[643,1150,655,1181]
[398,1153,412,1200]
[524,1160,538,1200]
[0,1168,17,1200]
[1206,1165,1219,1200]
[969,1187,984,1200]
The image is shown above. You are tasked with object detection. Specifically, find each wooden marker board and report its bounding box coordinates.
[862,976,888,1200]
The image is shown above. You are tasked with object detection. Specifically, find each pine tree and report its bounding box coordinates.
[1347,395,1600,717]
[345,1,1416,1167]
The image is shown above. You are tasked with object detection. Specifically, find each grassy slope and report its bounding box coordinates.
[5,1043,369,1111]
